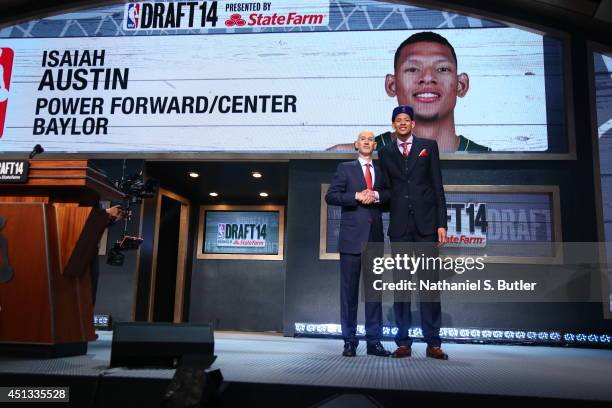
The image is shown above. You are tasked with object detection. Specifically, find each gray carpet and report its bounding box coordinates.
[1,331,611,402]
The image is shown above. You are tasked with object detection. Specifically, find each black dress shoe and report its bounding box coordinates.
[342,343,356,357]
[366,342,391,357]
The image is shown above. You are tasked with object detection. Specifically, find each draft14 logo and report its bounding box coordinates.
[0,47,14,138]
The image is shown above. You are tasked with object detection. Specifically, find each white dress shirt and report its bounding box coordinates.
[396,135,414,156]
[355,157,379,202]
[357,157,375,186]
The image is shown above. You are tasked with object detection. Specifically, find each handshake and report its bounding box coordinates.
[355,189,378,205]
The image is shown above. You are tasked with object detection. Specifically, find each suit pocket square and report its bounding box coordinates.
[419,149,428,157]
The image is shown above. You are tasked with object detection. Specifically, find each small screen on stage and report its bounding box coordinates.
[0,0,570,156]
[202,210,280,256]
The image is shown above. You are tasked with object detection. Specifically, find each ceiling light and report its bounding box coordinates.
[259,192,268,197]
[189,172,199,178]
[252,171,262,178]
[209,192,218,197]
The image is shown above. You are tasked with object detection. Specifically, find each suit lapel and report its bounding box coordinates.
[388,136,419,177]
[387,141,404,174]
[373,162,381,190]
[353,160,367,191]
[405,137,420,177]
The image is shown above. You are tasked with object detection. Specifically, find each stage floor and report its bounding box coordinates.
[1,331,612,403]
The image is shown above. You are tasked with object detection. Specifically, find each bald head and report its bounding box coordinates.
[357,130,375,141]
[355,130,377,157]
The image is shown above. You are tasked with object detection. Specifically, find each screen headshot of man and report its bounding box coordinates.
[327,31,491,153]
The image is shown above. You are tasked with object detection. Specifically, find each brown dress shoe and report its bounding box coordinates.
[426,346,448,360]
[391,345,412,358]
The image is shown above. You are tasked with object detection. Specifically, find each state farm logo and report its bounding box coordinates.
[123,2,328,30]
[0,48,14,138]
[225,14,246,27]
[225,12,325,27]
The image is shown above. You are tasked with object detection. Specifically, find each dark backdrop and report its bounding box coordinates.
[145,162,289,332]
[283,158,612,335]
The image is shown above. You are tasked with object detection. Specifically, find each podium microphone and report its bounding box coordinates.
[29,144,44,159]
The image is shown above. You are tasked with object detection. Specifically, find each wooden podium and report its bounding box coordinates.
[0,160,124,357]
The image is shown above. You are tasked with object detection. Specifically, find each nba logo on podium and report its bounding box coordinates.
[0,47,14,138]
[126,3,140,29]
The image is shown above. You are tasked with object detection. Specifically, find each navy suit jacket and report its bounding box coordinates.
[378,137,447,238]
[325,160,390,254]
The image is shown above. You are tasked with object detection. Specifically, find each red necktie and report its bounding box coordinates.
[401,142,410,158]
[364,163,373,190]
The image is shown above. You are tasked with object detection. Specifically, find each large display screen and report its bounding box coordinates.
[197,205,284,259]
[593,50,612,315]
[0,0,569,156]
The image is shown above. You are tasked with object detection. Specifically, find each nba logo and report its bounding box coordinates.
[0,48,14,138]
[217,224,225,240]
[126,3,140,29]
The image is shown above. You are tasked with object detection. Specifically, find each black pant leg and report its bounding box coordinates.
[413,231,442,347]
[361,249,384,344]
[362,227,383,344]
[391,218,416,347]
[340,253,360,346]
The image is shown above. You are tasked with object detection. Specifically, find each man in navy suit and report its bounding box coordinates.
[325,131,391,357]
[378,105,449,360]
